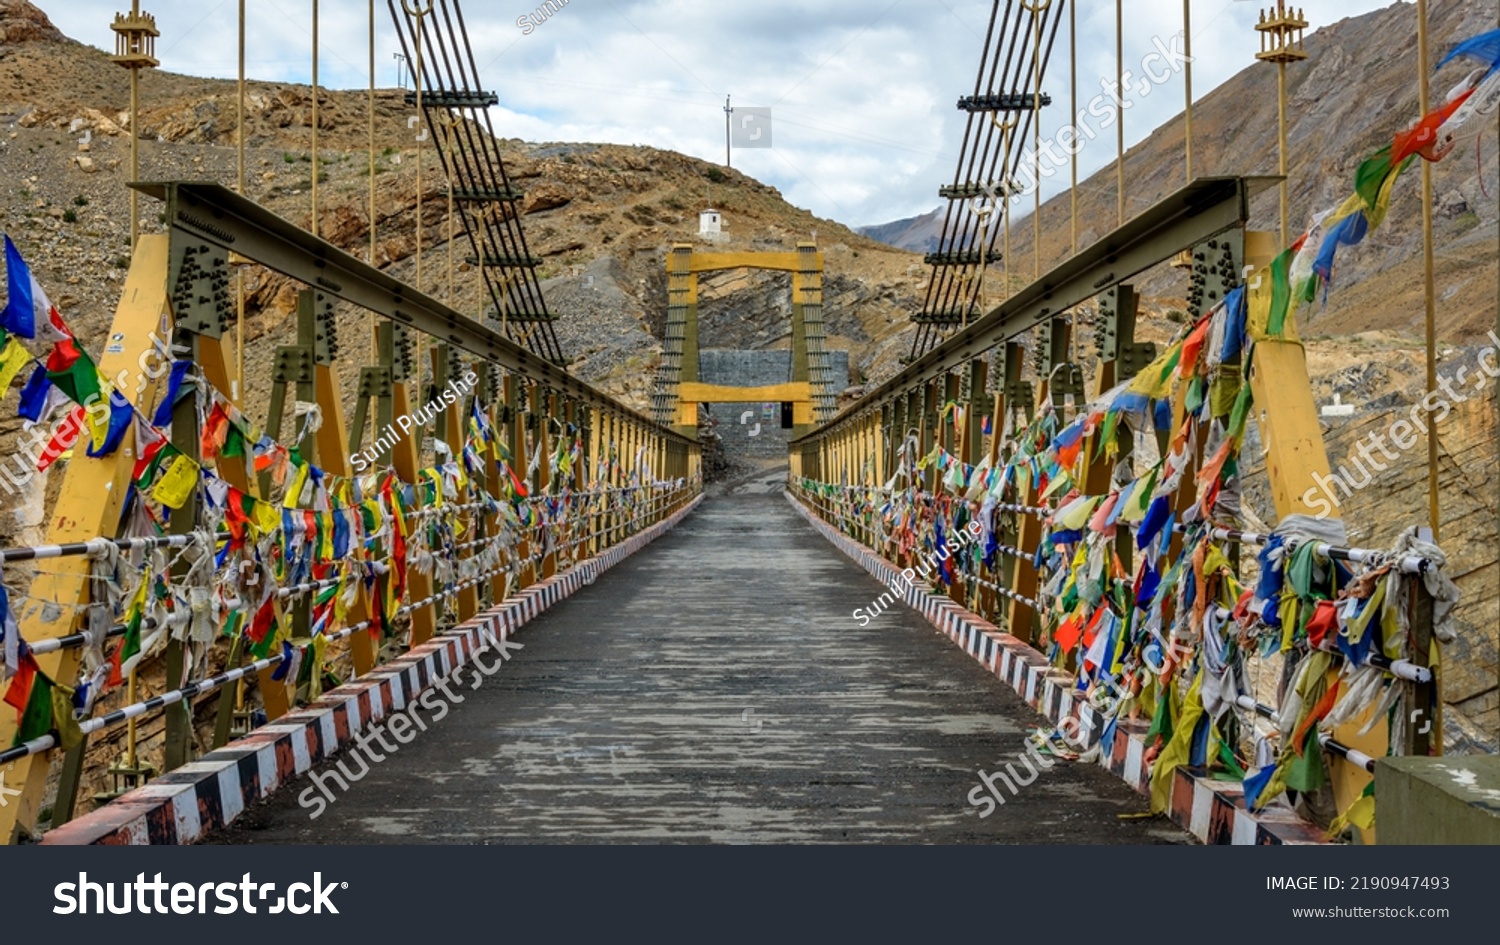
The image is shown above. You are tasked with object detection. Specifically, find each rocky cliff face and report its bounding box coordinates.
[997,2,1500,343]
[0,0,62,45]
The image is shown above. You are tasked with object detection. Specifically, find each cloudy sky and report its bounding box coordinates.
[48,0,1400,228]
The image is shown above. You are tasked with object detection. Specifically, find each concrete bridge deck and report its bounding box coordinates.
[212,479,1187,844]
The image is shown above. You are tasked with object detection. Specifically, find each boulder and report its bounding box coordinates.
[522,184,571,215]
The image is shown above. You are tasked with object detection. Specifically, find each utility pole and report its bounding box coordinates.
[724,95,733,167]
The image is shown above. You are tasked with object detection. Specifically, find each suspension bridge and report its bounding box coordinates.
[0,0,1492,848]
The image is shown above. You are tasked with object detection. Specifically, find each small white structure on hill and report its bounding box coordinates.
[1320,393,1356,419]
[699,209,725,241]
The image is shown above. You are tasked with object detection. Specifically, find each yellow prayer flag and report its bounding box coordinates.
[1202,545,1235,580]
[1056,495,1101,531]
[152,454,201,510]
[1367,164,1407,230]
[255,499,280,535]
[1208,368,1241,419]
[1380,579,1403,661]
[51,684,85,750]
[283,462,311,510]
[1125,342,1182,400]
[0,338,32,392]
[1116,475,1157,524]
[308,634,329,701]
[1246,261,1276,338]
[87,399,111,452]
[1150,670,1206,813]
[1041,469,1073,500]
[1327,794,1376,839]
[1320,192,1367,235]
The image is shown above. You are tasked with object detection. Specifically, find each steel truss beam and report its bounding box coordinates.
[796,176,1280,443]
[138,181,690,443]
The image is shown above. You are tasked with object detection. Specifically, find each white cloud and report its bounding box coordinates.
[44,0,1399,227]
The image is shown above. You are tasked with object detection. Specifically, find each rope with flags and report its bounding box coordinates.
[0,233,697,761]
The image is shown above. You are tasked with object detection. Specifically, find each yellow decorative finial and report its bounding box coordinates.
[110,7,160,69]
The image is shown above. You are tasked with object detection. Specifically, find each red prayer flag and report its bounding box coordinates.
[1393,86,1476,163]
[3,653,36,717]
[200,402,231,461]
[37,405,85,471]
[1054,615,1083,653]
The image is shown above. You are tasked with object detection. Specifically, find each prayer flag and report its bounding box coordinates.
[2,235,53,339]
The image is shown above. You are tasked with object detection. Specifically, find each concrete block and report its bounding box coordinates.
[1374,755,1500,844]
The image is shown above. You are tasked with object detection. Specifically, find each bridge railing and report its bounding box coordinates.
[0,185,702,844]
[0,478,696,761]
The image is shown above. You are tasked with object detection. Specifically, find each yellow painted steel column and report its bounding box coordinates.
[1245,230,1384,841]
[0,236,170,842]
[442,354,480,621]
[487,376,509,605]
[1244,231,1335,519]
[588,405,602,557]
[510,377,535,588]
[391,375,436,646]
[313,360,376,675]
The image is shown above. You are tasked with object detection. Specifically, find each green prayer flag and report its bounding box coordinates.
[14,673,53,745]
[1094,410,1121,461]
[46,348,102,409]
[1227,383,1254,442]
[1060,579,1079,614]
[120,608,143,669]
[221,422,247,459]
[1216,735,1246,780]
[1145,680,1175,744]
[1285,724,1327,793]
[249,621,278,659]
[1264,249,1294,337]
[1354,147,1395,211]
[1185,376,1206,416]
